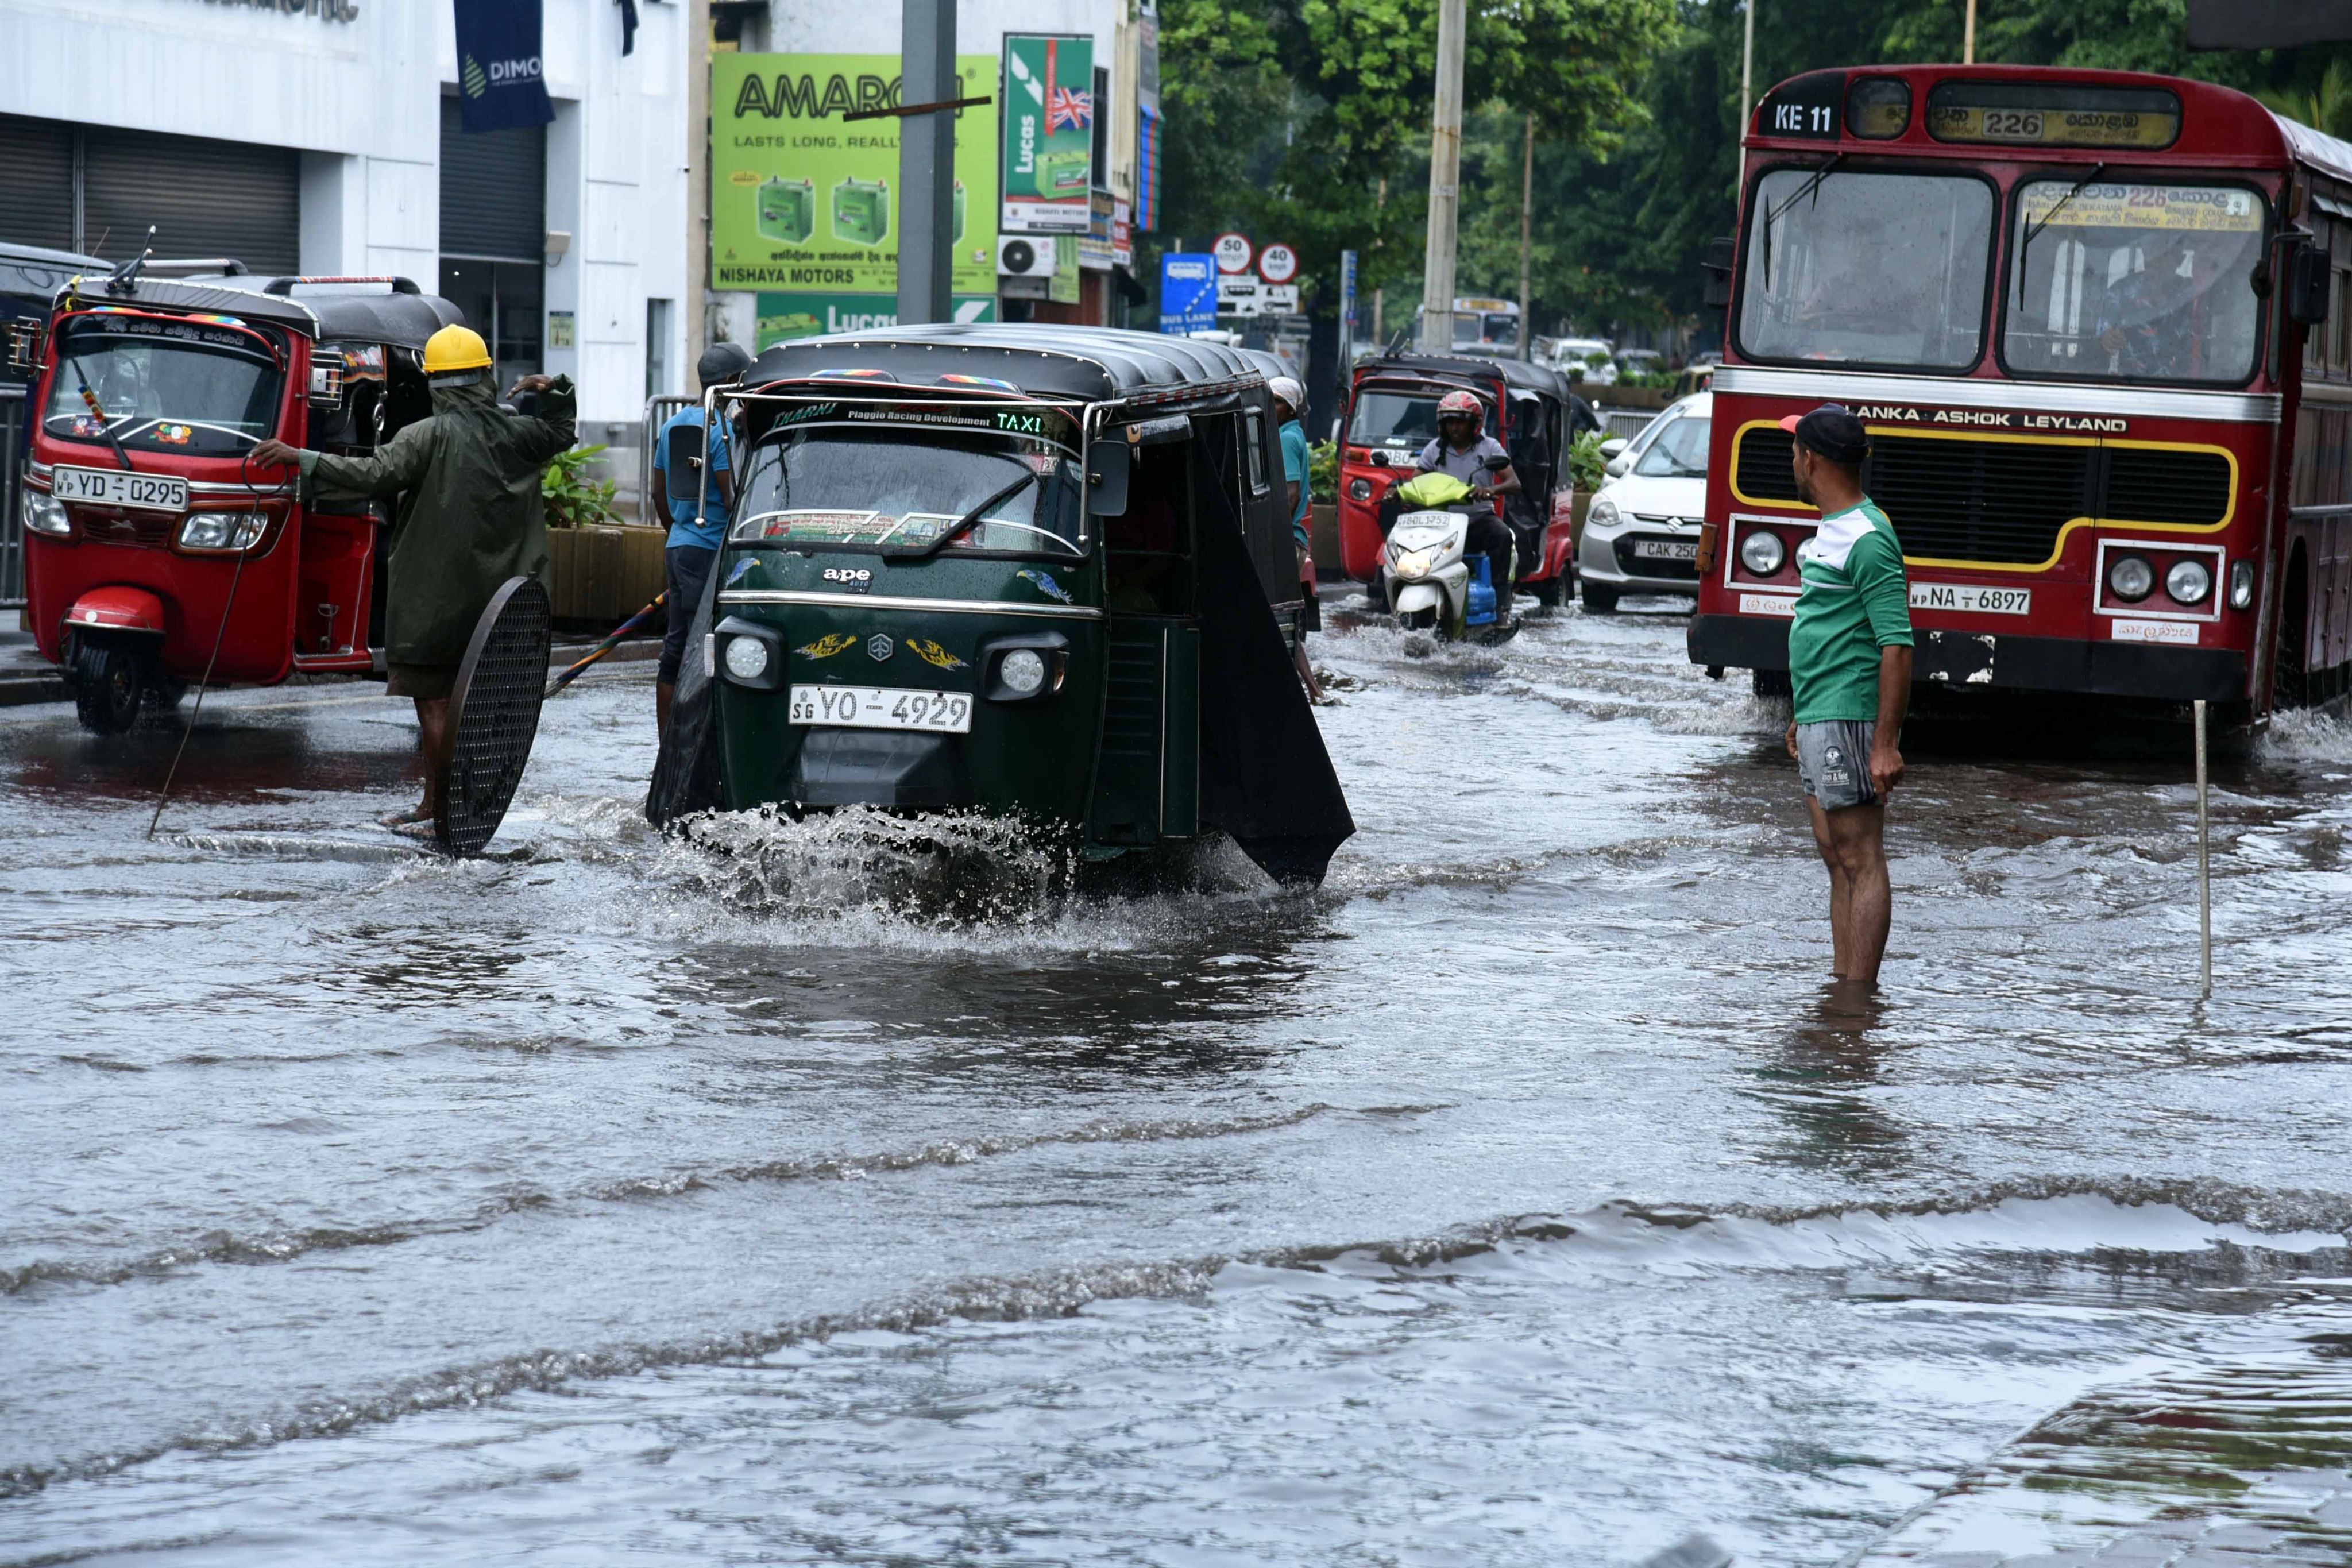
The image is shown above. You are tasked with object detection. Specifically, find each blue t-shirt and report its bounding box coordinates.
[659,407,732,551]
[1279,419,1311,549]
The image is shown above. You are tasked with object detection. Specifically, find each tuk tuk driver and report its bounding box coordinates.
[1416,389,1520,620]
[253,324,576,833]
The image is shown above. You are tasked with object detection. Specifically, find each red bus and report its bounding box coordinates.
[1691,65,2352,716]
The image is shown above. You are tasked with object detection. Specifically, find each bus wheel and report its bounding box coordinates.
[1751,669,1791,699]
[73,640,146,735]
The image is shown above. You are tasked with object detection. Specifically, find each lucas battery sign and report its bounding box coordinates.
[712,53,999,295]
[999,34,1094,233]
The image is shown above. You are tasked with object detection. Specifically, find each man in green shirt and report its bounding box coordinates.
[1779,404,1911,988]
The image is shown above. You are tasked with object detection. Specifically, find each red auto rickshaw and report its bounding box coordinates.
[1334,352,1596,606]
[20,269,462,732]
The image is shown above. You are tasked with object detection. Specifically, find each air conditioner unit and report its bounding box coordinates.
[997,235,1057,277]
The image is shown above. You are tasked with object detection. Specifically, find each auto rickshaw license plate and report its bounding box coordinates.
[790,684,973,734]
[49,465,190,513]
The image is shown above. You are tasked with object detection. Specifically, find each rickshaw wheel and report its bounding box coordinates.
[72,640,146,735]
[1531,576,1563,609]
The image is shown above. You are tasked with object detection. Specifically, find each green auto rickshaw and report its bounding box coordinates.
[646,323,1353,886]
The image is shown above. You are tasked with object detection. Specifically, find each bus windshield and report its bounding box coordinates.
[731,422,1085,558]
[43,315,282,455]
[1739,168,1994,370]
[2002,180,2265,385]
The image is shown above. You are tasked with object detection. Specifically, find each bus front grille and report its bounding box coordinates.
[1732,426,2231,567]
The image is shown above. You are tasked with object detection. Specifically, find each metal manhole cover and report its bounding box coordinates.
[436,575,553,857]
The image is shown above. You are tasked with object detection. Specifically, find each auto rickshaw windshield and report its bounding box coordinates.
[1346,388,1450,451]
[731,418,1086,558]
[43,314,283,456]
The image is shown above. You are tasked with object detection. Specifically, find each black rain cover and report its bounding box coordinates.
[643,551,727,827]
[1189,439,1355,886]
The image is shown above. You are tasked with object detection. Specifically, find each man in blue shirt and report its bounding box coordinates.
[652,343,752,736]
[1269,376,1323,703]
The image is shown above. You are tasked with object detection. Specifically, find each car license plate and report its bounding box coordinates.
[1909,582,2032,616]
[1631,539,1698,561]
[789,684,972,734]
[48,465,190,514]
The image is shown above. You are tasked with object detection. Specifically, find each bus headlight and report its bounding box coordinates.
[2106,554,2155,603]
[1347,477,1372,502]
[20,486,69,537]
[2163,558,2212,607]
[723,635,770,681]
[2229,560,2255,610]
[1738,529,1785,577]
[179,511,266,550]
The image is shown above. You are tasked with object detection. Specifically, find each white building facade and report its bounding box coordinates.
[0,0,693,428]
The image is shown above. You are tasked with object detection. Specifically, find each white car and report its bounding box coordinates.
[1550,337,1617,386]
[1577,391,1710,612]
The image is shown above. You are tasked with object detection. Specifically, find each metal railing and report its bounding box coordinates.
[1,392,25,607]
[639,395,696,530]
[1597,407,1659,442]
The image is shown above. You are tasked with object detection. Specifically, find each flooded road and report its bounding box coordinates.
[5,600,2352,1565]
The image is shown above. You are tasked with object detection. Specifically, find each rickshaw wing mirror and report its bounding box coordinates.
[1086,436,1132,516]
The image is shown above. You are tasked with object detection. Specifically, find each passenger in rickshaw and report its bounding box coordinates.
[651,342,752,737]
[1269,376,1323,702]
[1409,388,1519,619]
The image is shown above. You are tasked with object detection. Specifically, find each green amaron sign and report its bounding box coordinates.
[998,34,1094,234]
[712,53,998,295]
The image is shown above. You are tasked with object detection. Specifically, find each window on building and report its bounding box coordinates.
[646,299,673,399]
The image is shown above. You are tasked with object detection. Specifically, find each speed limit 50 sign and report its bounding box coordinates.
[1212,233,1254,275]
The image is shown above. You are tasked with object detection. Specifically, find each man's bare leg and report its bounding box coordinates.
[1825,801,1891,986]
[414,696,452,818]
[1293,643,1323,702]
[1808,796,1853,978]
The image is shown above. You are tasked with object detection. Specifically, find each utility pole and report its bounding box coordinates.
[895,0,957,325]
[1373,175,1387,344]
[1420,0,1467,352]
[686,0,710,356]
[1739,0,1756,137]
[1518,113,1534,359]
[1964,0,1976,64]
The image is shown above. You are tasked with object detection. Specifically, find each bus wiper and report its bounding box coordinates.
[2017,163,2104,306]
[1763,153,1843,293]
[66,357,134,471]
[880,465,1041,561]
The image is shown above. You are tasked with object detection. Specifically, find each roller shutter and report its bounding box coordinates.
[439,99,545,261]
[0,116,298,273]
[0,115,78,252]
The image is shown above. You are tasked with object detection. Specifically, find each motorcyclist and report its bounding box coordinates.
[1411,388,1519,619]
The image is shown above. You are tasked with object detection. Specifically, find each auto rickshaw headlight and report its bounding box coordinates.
[20,486,69,537]
[1347,477,1372,502]
[723,635,771,681]
[179,511,266,550]
[998,648,1047,697]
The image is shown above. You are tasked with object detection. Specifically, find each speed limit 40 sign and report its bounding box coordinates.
[1212,233,1254,275]
[1257,242,1300,285]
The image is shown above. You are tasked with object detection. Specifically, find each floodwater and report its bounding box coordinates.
[5,600,2352,1566]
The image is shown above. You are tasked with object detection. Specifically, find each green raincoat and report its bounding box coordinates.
[296,376,576,668]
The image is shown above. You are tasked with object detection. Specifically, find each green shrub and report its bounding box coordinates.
[1567,428,1609,492]
[1308,439,1338,501]
[542,443,621,529]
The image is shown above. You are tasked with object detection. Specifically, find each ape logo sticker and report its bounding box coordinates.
[906,639,968,671]
[797,633,856,659]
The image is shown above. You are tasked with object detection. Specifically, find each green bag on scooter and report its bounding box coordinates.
[1390,470,1478,511]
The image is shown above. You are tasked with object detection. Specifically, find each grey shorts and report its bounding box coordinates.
[1796,719,1878,811]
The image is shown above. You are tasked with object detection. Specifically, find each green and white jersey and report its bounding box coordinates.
[1787,499,1913,725]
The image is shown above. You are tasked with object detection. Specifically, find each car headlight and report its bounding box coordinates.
[1738,529,1786,577]
[1586,497,1619,531]
[179,511,266,550]
[2107,554,2155,602]
[2229,559,2255,610]
[20,485,69,537]
[997,647,1046,696]
[1392,548,1435,580]
[1347,477,1372,502]
[2164,558,2212,607]
[723,634,770,681]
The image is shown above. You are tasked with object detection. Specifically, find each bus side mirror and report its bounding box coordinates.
[1701,235,1736,310]
[1086,437,1132,516]
[2289,238,2331,326]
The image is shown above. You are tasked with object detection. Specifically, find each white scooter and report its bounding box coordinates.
[1376,462,1516,642]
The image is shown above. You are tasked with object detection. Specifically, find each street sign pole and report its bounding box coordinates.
[895,0,957,325]
[1420,0,1466,352]
[1339,249,1358,355]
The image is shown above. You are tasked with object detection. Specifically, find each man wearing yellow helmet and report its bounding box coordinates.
[254,322,575,830]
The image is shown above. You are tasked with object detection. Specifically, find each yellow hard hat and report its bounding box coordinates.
[423,324,492,375]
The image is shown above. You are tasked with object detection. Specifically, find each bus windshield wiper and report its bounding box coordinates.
[1763,153,1843,293]
[2017,163,2105,305]
[65,357,134,471]
[879,465,1041,561]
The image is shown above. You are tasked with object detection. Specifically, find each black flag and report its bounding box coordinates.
[618,0,638,56]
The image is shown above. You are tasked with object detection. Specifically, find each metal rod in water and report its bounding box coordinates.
[2195,698,2211,994]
